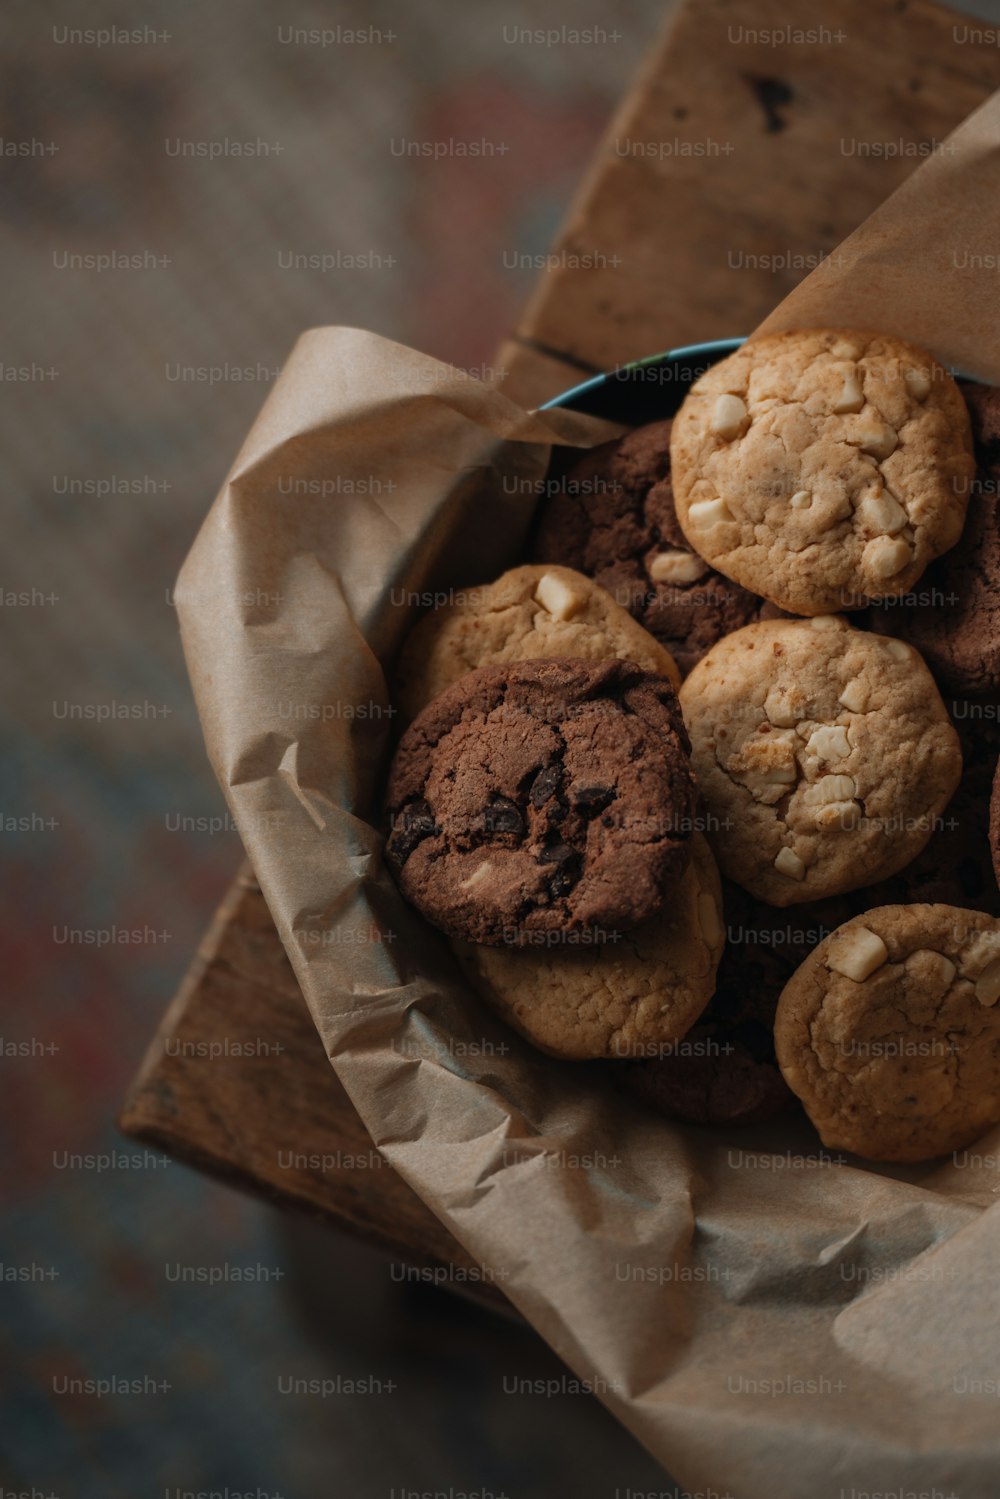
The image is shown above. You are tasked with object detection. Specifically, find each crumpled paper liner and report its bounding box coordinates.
[176,96,1000,1499]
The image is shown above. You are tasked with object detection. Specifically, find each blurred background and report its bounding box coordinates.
[6,0,1000,1495]
[1,0,684,1494]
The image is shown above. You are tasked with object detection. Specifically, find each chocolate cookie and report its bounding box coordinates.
[775,904,1000,1162]
[619,1030,790,1128]
[966,379,1000,456]
[991,754,1000,897]
[866,382,1000,697]
[618,880,849,1126]
[531,420,766,675]
[384,658,696,947]
[670,329,975,616]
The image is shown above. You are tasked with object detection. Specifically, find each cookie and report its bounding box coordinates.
[384,658,696,947]
[856,713,1000,917]
[678,616,962,906]
[394,564,680,723]
[670,329,975,616]
[866,382,1000,697]
[531,420,768,674]
[991,755,1000,897]
[965,379,1000,458]
[453,834,724,1060]
[618,881,849,1126]
[774,904,1000,1162]
[618,1028,790,1128]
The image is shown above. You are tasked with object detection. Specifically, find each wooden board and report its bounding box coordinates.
[515,0,1000,375]
[120,866,509,1307]
[120,0,1000,1286]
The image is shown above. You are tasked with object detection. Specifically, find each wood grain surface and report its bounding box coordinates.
[120,0,1000,1284]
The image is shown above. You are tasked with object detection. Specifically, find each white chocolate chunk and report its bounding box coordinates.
[697,892,724,948]
[802,773,856,806]
[856,490,908,535]
[857,421,899,461]
[839,680,868,713]
[767,686,803,728]
[885,639,911,661]
[828,926,888,981]
[764,691,800,727]
[790,490,812,509]
[774,847,806,881]
[762,761,797,785]
[809,615,843,631]
[688,497,734,528]
[864,534,912,580]
[814,799,860,831]
[961,932,1000,977]
[904,366,932,401]
[831,339,862,360]
[460,862,493,891]
[833,368,865,414]
[711,393,749,441]
[976,958,1000,1007]
[807,725,851,761]
[648,549,709,585]
[535,572,586,621]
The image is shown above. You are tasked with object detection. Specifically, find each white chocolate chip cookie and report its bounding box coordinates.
[678,617,961,906]
[775,904,1000,1161]
[452,834,724,1060]
[394,564,681,721]
[670,329,975,616]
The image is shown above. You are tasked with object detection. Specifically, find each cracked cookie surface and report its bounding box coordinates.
[385,657,696,947]
[531,419,769,674]
[452,833,723,1059]
[394,563,680,723]
[775,904,1000,1161]
[670,329,975,616]
[678,616,962,906]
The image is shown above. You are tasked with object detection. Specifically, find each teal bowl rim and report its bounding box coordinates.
[541,338,743,412]
[542,336,981,416]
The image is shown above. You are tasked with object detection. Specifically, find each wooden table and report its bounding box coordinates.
[120,0,1000,1296]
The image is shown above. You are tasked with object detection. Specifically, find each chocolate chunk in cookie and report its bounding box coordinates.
[385,658,696,947]
[531,420,767,675]
[775,904,1000,1161]
[866,382,1000,698]
[670,329,975,616]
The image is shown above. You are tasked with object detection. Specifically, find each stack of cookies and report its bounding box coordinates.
[383,329,1000,1164]
[386,577,724,1060]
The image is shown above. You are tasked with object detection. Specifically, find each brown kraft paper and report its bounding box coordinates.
[175,96,1000,1499]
